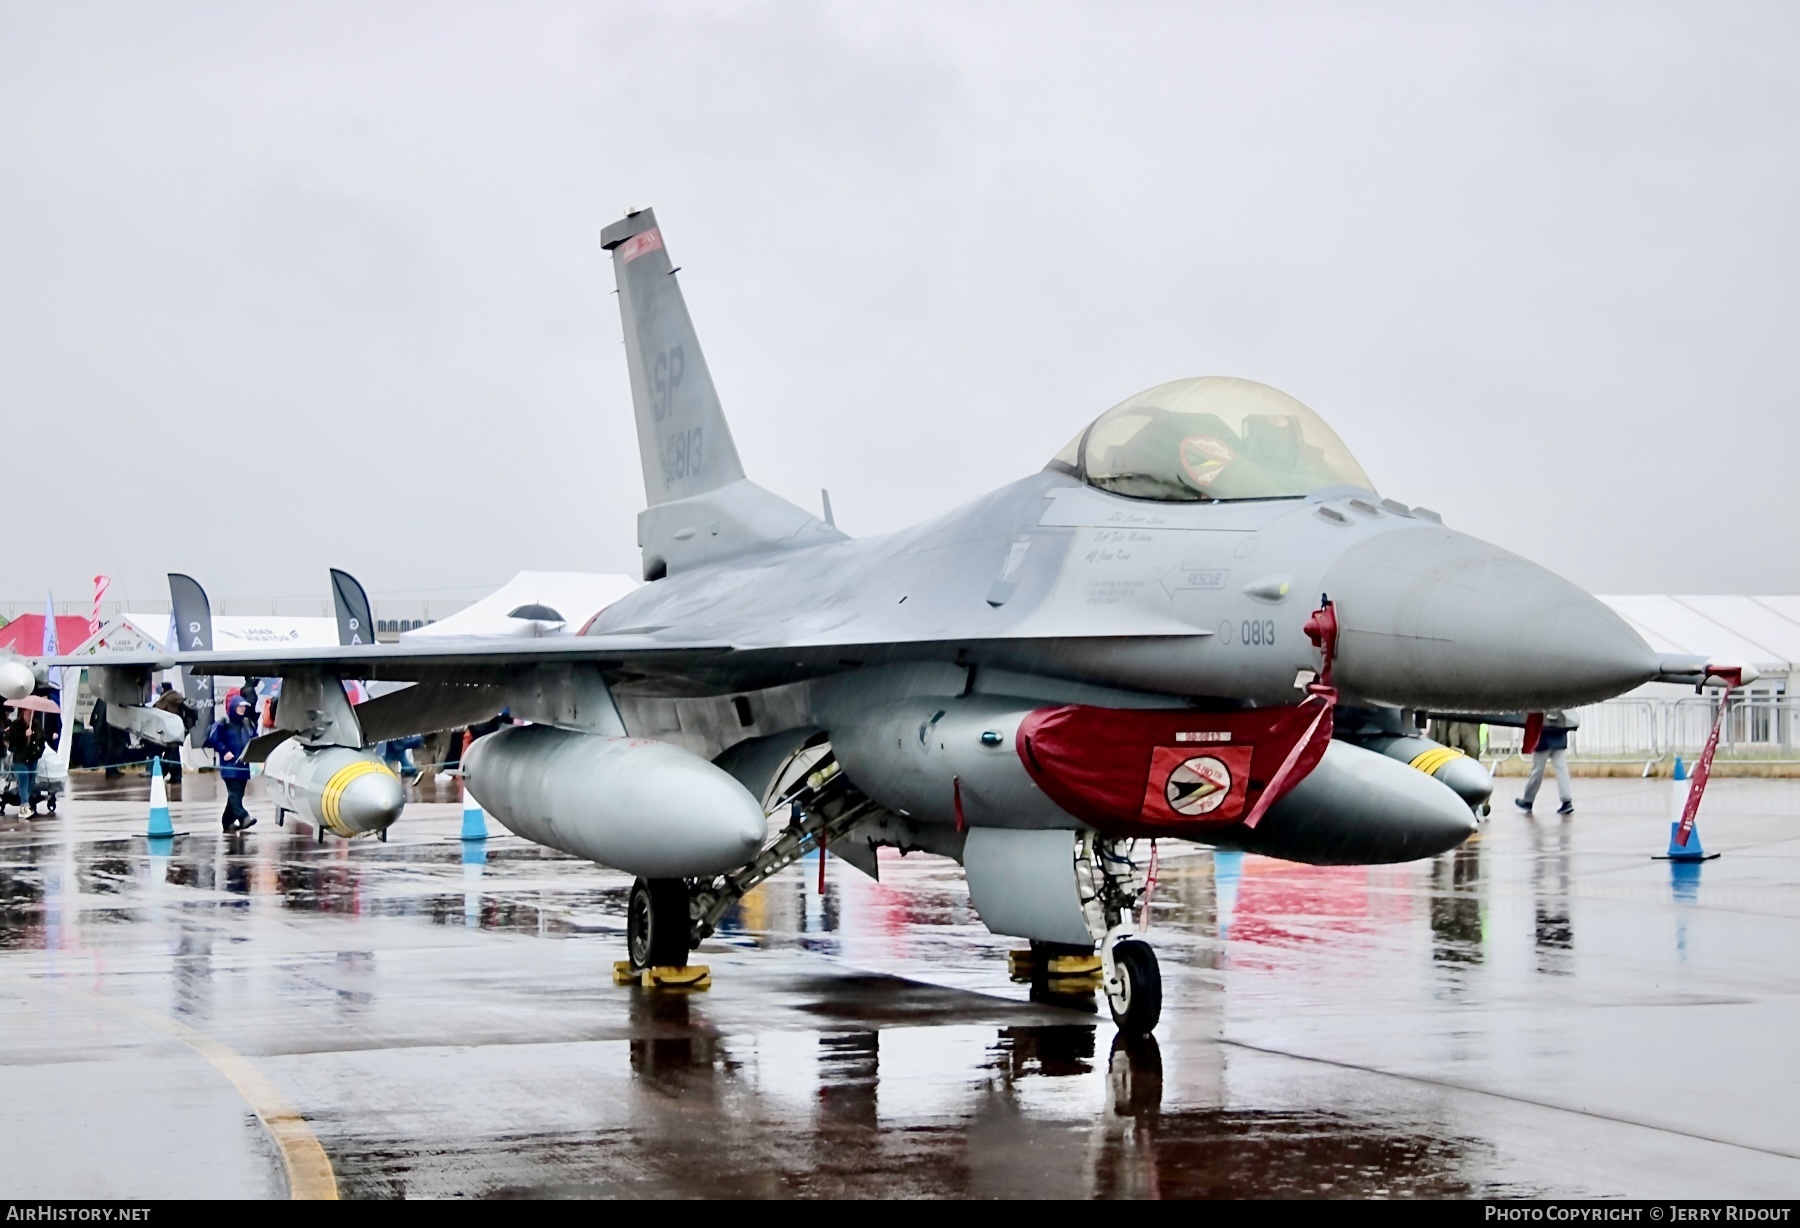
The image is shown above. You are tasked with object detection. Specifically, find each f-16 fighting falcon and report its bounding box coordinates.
[3,208,1727,1035]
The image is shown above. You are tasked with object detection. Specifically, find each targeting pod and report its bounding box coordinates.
[1214,739,1478,864]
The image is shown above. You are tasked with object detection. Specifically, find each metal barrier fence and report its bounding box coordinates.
[1483,693,1798,760]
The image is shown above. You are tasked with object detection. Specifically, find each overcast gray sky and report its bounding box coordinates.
[2,1,1794,616]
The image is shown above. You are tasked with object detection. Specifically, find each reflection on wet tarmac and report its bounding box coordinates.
[1431,843,1484,972]
[0,773,1796,1198]
[1531,818,1575,976]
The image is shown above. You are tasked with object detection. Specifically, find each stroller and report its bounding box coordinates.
[2,704,66,816]
[1,747,61,815]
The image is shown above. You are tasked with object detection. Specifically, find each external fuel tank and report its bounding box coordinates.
[463,725,767,878]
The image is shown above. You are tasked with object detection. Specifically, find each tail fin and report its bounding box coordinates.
[330,569,374,647]
[602,208,746,506]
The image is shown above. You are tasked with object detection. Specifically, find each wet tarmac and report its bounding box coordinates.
[0,770,1795,1199]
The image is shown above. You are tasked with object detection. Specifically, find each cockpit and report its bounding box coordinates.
[1047,376,1373,502]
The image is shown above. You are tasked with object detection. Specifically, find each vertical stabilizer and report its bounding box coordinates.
[601,208,746,506]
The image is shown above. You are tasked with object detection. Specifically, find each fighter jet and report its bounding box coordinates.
[4,207,1727,1034]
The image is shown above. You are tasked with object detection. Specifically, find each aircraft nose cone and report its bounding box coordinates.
[1323,527,1657,710]
[338,769,406,835]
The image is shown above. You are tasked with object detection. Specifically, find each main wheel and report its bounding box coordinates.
[627,877,690,970]
[1106,939,1162,1034]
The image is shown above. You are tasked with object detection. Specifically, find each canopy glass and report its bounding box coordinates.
[1049,377,1372,502]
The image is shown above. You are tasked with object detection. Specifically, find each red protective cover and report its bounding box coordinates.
[1017,700,1333,837]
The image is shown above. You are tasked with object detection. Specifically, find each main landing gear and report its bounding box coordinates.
[624,751,882,978]
[1078,835,1163,1036]
[627,877,691,970]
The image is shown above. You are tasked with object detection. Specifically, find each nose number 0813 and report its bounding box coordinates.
[1241,619,1275,647]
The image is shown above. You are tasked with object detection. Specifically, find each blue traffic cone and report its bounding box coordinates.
[1662,755,1718,861]
[460,786,488,841]
[146,756,175,839]
[1667,819,1710,860]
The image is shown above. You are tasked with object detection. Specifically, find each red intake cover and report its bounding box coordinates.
[1017,701,1333,837]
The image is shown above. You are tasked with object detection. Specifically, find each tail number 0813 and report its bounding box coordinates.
[664,427,703,481]
[1240,619,1275,647]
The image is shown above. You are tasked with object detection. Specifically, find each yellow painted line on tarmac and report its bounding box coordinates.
[55,987,339,1199]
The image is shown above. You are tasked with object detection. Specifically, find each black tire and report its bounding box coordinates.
[627,877,690,970]
[1106,939,1162,1034]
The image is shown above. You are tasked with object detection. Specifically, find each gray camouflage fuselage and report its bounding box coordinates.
[16,206,1691,883]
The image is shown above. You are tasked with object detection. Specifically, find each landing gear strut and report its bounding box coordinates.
[627,877,690,970]
[1078,835,1163,1035]
[621,752,881,980]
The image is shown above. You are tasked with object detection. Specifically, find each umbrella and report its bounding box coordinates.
[5,696,60,713]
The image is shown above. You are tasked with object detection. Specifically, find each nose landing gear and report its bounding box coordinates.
[1078,836,1164,1036]
[1103,937,1162,1034]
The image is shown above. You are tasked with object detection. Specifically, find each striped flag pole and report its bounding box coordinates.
[90,575,110,640]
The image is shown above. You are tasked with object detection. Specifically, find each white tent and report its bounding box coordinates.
[401,572,638,641]
[1598,595,1798,688]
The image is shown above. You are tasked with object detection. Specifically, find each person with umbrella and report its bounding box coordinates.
[5,701,48,817]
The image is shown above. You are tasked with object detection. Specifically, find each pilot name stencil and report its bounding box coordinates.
[1085,579,1143,605]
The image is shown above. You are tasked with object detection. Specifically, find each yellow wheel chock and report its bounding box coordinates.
[614,961,710,990]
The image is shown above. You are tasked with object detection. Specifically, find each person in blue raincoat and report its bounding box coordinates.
[205,695,257,832]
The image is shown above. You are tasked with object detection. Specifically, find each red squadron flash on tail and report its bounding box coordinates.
[619,228,664,263]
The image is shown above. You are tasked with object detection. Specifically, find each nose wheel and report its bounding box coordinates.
[627,877,691,970]
[1105,938,1162,1035]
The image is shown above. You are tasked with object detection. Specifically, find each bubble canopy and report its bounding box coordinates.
[1048,377,1373,502]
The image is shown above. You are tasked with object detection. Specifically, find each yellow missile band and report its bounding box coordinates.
[1408,746,1467,777]
[320,759,397,837]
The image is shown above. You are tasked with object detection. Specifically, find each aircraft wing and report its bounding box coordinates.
[38,626,1206,696]
[38,632,730,684]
